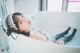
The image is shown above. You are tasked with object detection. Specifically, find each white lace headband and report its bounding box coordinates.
[6,14,18,31]
[1,14,18,39]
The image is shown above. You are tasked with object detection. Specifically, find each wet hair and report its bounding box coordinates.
[6,12,30,37]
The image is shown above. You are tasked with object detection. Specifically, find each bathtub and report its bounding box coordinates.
[8,32,80,53]
[0,12,80,53]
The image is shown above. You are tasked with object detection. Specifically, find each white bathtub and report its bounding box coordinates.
[1,12,80,53]
[8,33,80,53]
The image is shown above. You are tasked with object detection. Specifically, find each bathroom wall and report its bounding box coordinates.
[14,0,40,14]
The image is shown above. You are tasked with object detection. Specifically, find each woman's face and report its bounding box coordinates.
[15,15,32,32]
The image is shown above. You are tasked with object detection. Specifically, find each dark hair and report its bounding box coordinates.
[12,12,23,29]
[5,12,30,40]
[12,12,30,36]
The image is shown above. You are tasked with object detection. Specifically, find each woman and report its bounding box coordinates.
[5,12,77,45]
